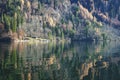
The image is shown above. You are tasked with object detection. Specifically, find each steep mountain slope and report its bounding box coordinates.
[0,0,120,41]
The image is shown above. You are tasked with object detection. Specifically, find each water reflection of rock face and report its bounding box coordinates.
[80,62,93,79]
[0,41,120,80]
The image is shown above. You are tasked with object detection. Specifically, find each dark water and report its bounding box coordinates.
[0,41,120,80]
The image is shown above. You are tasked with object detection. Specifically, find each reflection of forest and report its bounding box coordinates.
[0,41,120,80]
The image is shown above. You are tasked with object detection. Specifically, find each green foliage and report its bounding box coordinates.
[0,0,23,32]
[101,33,107,40]
[43,22,46,29]
[16,13,20,27]
[61,19,65,24]
[69,30,75,38]
[3,14,11,31]
[12,16,17,32]
[61,31,64,39]
[71,4,79,16]
[48,32,53,40]
[38,0,41,10]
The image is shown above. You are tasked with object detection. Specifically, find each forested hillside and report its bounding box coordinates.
[0,0,120,41]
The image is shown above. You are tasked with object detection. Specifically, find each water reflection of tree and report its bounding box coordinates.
[0,42,120,80]
[83,61,120,80]
[0,42,23,80]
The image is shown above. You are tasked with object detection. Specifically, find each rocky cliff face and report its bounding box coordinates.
[5,0,120,41]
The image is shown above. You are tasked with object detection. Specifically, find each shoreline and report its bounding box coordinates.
[0,36,119,43]
[0,36,71,43]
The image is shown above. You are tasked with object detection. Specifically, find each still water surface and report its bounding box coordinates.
[0,41,120,80]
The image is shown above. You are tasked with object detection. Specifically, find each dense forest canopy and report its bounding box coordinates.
[0,0,23,32]
[0,0,120,41]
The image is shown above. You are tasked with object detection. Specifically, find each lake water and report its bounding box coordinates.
[0,41,120,80]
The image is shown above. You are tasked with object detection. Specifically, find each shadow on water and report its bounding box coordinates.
[0,41,120,80]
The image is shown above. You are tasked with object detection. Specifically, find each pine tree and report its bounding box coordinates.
[61,31,64,39]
